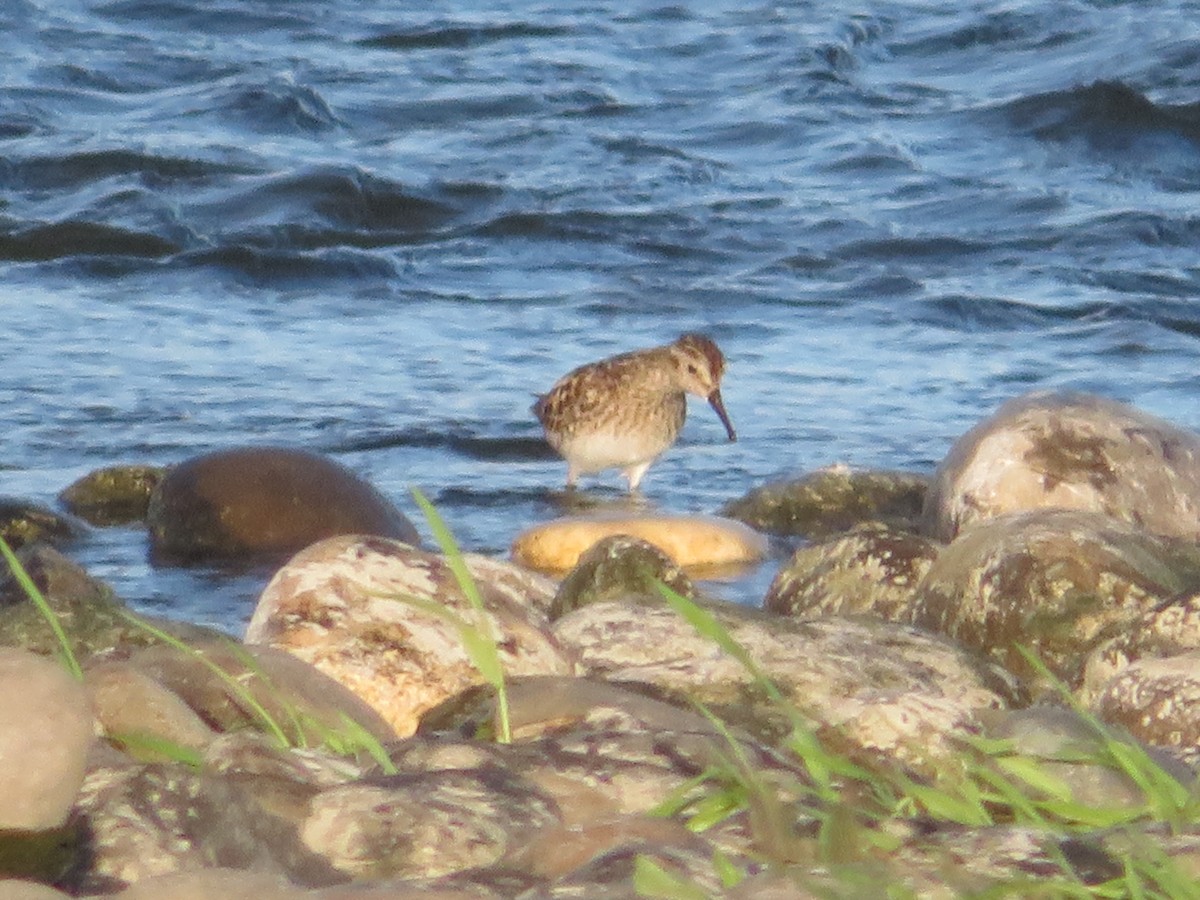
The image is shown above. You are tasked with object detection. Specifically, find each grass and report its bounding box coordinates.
[0,535,83,680]
[646,580,1200,898]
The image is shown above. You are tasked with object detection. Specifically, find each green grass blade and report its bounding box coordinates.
[0,535,83,680]
[411,487,510,743]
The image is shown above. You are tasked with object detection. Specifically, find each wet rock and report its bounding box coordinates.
[0,543,222,659]
[58,464,165,526]
[114,640,397,750]
[721,464,929,538]
[550,535,696,619]
[1092,653,1200,761]
[552,600,1014,771]
[511,512,768,573]
[301,767,560,881]
[909,509,1199,689]
[0,498,84,550]
[245,535,572,737]
[76,762,344,893]
[923,391,1200,542]
[0,648,93,830]
[146,446,419,565]
[764,523,941,621]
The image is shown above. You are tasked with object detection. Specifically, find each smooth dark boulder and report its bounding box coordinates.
[146,447,419,564]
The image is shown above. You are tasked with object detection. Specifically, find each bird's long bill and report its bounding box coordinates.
[707,389,737,442]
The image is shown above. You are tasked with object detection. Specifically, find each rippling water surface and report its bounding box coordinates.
[4,0,1200,628]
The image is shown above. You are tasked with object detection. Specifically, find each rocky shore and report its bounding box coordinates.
[5,390,1200,897]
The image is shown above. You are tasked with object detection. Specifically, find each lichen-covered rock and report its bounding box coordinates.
[552,601,1015,770]
[511,512,768,573]
[0,498,84,550]
[58,465,165,526]
[301,767,561,881]
[1092,653,1200,761]
[550,535,696,620]
[923,391,1200,542]
[146,447,419,565]
[1081,591,1200,705]
[0,544,222,659]
[764,523,941,621]
[721,464,929,538]
[0,649,93,830]
[76,762,343,893]
[102,868,310,900]
[245,535,573,737]
[909,509,1200,689]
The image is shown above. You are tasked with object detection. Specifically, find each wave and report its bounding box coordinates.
[358,21,572,52]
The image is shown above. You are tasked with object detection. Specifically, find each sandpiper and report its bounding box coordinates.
[532,333,736,491]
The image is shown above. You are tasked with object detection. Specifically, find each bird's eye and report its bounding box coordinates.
[687,364,700,375]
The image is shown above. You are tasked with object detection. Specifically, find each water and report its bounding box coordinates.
[4,0,1200,632]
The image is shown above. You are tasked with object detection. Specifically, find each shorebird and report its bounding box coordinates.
[532,333,736,492]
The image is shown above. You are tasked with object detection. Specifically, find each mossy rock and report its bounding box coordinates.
[58,465,165,526]
[550,534,697,619]
[0,500,84,551]
[721,465,928,538]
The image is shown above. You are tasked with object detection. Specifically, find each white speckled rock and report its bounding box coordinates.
[245,535,574,736]
[553,600,1014,772]
[0,648,94,829]
[923,391,1200,542]
[511,512,768,573]
[1092,652,1200,756]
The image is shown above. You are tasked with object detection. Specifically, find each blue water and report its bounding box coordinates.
[4,0,1200,630]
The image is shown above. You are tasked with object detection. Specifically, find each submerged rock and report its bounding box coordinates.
[58,465,165,526]
[923,391,1200,542]
[245,535,572,737]
[549,534,696,620]
[146,446,419,565]
[765,523,941,621]
[910,509,1200,690]
[722,464,928,538]
[511,512,768,573]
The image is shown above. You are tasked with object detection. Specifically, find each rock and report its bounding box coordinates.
[0,498,84,550]
[0,543,222,659]
[1081,591,1200,704]
[146,447,419,565]
[114,640,397,750]
[58,465,165,526]
[301,767,560,881]
[550,535,696,620]
[0,648,93,830]
[764,523,941,621]
[909,509,1200,689]
[103,868,310,900]
[245,535,572,737]
[721,464,929,538]
[0,882,71,899]
[1092,653,1200,761]
[76,762,344,893]
[511,512,768,573]
[923,391,1200,542]
[552,600,1015,771]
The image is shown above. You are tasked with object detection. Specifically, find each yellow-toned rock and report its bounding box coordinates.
[511,513,768,573]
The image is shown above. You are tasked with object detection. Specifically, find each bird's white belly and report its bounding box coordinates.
[555,430,669,474]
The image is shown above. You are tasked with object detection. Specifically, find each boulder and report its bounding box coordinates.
[722,464,928,538]
[512,512,767,573]
[909,509,1200,689]
[1093,652,1200,759]
[0,648,93,830]
[245,535,572,737]
[549,534,696,620]
[58,464,165,526]
[923,391,1200,542]
[0,498,84,550]
[765,523,941,621]
[146,447,419,564]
